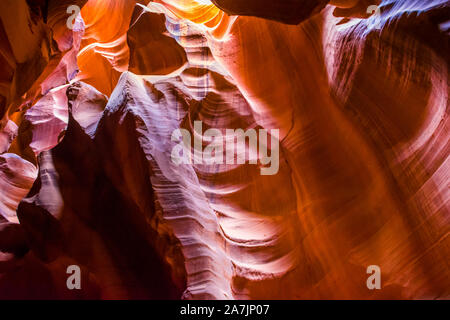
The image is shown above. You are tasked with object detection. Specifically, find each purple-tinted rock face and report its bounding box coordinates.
[0,0,448,299]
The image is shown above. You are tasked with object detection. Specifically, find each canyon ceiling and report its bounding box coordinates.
[0,0,449,299]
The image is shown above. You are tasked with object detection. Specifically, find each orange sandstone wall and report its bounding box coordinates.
[0,0,448,299]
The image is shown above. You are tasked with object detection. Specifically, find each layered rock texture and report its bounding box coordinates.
[0,0,448,299]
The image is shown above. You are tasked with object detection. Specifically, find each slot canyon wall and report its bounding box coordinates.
[0,0,448,299]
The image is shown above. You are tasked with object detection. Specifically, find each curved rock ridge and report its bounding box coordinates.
[0,0,448,299]
[0,0,87,125]
[211,0,330,25]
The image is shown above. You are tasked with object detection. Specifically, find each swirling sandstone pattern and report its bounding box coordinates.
[0,0,448,299]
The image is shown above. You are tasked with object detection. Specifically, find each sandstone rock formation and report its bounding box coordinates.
[0,0,448,299]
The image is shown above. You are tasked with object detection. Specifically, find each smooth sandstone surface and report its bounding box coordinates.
[0,0,448,299]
